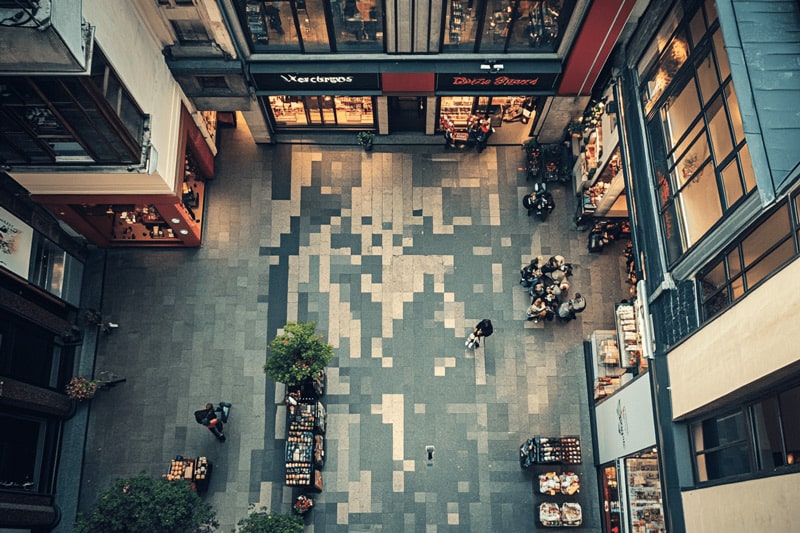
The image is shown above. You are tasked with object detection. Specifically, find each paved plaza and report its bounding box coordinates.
[75,123,628,532]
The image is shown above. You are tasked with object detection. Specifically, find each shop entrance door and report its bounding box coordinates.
[388,96,425,132]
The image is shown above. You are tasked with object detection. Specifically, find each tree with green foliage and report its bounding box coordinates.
[264,321,334,386]
[74,473,217,533]
[234,509,304,533]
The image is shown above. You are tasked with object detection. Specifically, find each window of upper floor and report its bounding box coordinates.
[690,379,800,484]
[697,186,800,322]
[443,0,575,53]
[237,0,384,53]
[637,0,756,266]
[235,0,574,54]
[0,46,147,166]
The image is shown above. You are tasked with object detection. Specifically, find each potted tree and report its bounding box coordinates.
[264,321,334,386]
[235,508,304,532]
[357,131,375,152]
[75,473,217,533]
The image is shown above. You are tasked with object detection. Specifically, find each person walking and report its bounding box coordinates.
[194,402,232,442]
[466,318,493,349]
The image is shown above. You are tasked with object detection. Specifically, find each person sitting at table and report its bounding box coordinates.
[526,297,548,323]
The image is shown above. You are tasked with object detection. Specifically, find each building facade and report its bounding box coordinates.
[615,0,800,531]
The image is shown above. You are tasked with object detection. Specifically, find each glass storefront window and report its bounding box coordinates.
[267,95,374,128]
[600,465,621,533]
[625,452,665,533]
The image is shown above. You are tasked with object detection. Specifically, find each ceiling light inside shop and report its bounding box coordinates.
[171,218,180,224]
[179,229,189,235]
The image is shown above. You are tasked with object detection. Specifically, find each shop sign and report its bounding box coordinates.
[0,207,33,279]
[252,72,380,92]
[436,72,559,93]
[595,374,656,464]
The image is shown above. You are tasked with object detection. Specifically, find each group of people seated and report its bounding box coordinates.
[521,255,586,323]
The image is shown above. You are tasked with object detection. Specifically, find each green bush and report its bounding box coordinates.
[264,321,334,386]
[75,473,217,533]
[235,510,304,533]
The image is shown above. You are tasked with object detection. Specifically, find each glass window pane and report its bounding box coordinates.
[689,8,706,49]
[705,0,717,24]
[676,132,711,188]
[663,79,700,146]
[669,120,703,167]
[269,96,308,125]
[741,205,790,268]
[702,443,752,480]
[713,28,730,81]
[752,397,785,469]
[444,0,477,50]
[679,161,722,247]
[695,51,718,105]
[731,274,744,300]
[778,385,800,464]
[727,247,741,277]
[707,94,733,163]
[242,1,301,51]
[0,416,42,491]
[724,83,745,144]
[700,260,726,297]
[643,33,691,114]
[739,144,757,193]
[480,0,513,52]
[335,96,373,126]
[746,238,794,288]
[334,0,383,51]
[703,411,746,448]
[703,283,729,319]
[513,0,568,51]
[299,0,331,52]
[663,199,685,263]
[721,158,744,208]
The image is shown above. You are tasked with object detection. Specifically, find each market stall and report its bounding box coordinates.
[165,456,212,493]
[284,394,326,492]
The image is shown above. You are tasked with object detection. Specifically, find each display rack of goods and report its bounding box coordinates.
[284,397,326,491]
[615,303,642,368]
[539,502,561,527]
[561,502,583,527]
[537,437,583,464]
[560,472,580,495]
[286,431,314,463]
[285,462,312,487]
[539,472,561,495]
[165,456,212,492]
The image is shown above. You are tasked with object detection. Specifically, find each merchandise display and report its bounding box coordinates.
[520,436,582,466]
[164,456,211,492]
[538,471,580,495]
[615,303,645,370]
[284,396,326,491]
[627,456,665,532]
[538,502,582,527]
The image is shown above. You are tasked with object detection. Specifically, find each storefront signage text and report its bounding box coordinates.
[252,72,380,92]
[436,72,559,93]
[280,75,354,84]
[451,76,540,86]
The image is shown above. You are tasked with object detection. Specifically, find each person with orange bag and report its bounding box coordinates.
[194,402,232,442]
